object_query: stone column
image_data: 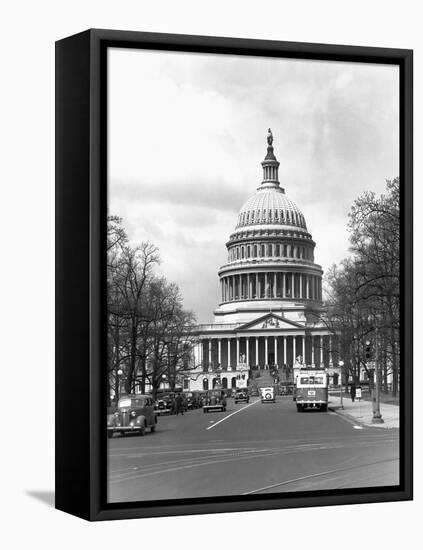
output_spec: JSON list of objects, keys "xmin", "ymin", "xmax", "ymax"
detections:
[
  {"xmin": 218, "ymin": 338, "xmax": 222, "ymax": 367},
  {"xmin": 255, "ymin": 272, "xmax": 259, "ymax": 299},
  {"xmin": 236, "ymin": 338, "xmax": 240, "ymax": 365},
  {"xmin": 283, "ymin": 273, "xmax": 286, "ymax": 298},
  {"xmin": 247, "ymin": 274, "xmax": 250, "ymax": 299},
  {"xmin": 239, "ymin": 274, "xmax": 242, "ymax": 299},
  {"xmin": 208, "ymin": 338, "xmax": 212, "ymax": 368},
  {"xmin": 246, "ymin": 337, "xmax": 250, "ymax": 365},
  {"xmin": 293, "ymin": 335, "xmax": 296, "ymax": 366},
  {"xmin": 292, "ymin": 273, "xmax": 295, "ymax": 298},
  {"xmin": 311, "ymin": 335, "xmax": 315, "ymax": 365},
  {"xmin": 283, "ymin": 336, "xmax": 287, "ymax": 367},
  {"xmin": 227, "ymin": 338, "xmax": 231, "ymax": 369},
  {"xmin": 274, "ymin": 336, "xmax": 278, "ymax": 366},
  {"xmin": 265, "ymin": 336, "xmax": 268, "ymax": 368},
  {"xmin": 265, "ymin": 273, "xmax": 268, "ymax": 298},
  {"xmin": 273, "ymin": 272, "xmax": 277, "ymax": 298},
  {"xmin": 255, "ymin": 337, "xmax": 259, "ymax": 367},
  {"xmin": 320, "ymin": 335, "xmax": 323, "ymax": 366},
  {"xmin": 306, "ymin": 276, "xmax": 310, "ymax": 299},
  {"xmin": 299, "ymin": 274, "xmax": 303, "ymax": 298}
]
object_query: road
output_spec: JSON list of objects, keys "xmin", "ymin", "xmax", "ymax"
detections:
[{"xmin": 107, "ymin": 396, "xmax": 399, "ymax": 503}]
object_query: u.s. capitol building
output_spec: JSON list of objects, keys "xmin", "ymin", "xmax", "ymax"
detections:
[{"xmin": 184, "ymin": 130, "xmax": 338, "ymax": 392}]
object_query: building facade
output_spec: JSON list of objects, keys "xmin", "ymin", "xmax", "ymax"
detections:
[{"xmin": 185, "ymin": 130, "xmax": 338, "ymax": 392}]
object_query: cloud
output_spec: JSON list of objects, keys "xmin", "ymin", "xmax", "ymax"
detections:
[{"xmin": 108, "ymin": 48, "xmax": 399, "ymax": 323}]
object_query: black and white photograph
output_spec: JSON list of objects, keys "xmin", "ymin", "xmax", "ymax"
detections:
[{"xmin": 106, "ymin": 47, "xmax": 402, "ymax": 504}]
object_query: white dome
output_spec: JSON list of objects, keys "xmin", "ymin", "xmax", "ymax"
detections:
[{"xmin": 236, "ymin": 186, "xmax": 307, "ymax": 230}]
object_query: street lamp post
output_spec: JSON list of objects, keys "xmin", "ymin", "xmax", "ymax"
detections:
[
  {"xmin": 339, "ymin": 360, "xmax": 344, "ymax": 409},
  {"xmin": 372, "ymin": 326, "xmax": 384, "ymax": 424}
]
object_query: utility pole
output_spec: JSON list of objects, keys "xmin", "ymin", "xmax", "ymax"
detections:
[
  {"xmin": 372, "ymin": 325, "xmax": 384, "ymax": 424},
  {"xmin": 339, "ymin": 360, "xmax": 344, "ymax": 409}
]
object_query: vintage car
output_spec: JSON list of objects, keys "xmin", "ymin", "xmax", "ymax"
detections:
[
  {"xmin": 183, "ymin": 391, "xmax": 201, "ymax": 409},
  {"xmin": 203, "ymin": 389, "xmax": 227, "ymax": 413},
  {"xmin": 108, "ymin": 395, "xmax": 157, "ymax": 437},
  {"xmin": 154, "ymin": 393, "xmax": 174, "ymax": 415},
  {"xmin": 260, "ymin": 386, "xmax": 276, "ymax": 403},
  {"xmin": 234, "ymin": 389, "xmax": 249, "ymax": 404}
]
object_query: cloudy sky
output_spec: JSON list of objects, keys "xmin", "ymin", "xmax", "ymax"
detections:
[{"xmin": 108, "ymin": 47, "xmax": 399, "ymax": 324}]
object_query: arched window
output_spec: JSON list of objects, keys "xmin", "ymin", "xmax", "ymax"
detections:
[
  {"xmin": 276, "ymin": 244, "xmax": 280, "ymax": 256},
  {"xmin": 261, "ymin": 244, "xmax": 265, "ymax": 257},
  {"xmin": 236, "ymin": 248, "xmax": 240, "ymax": 259},
  {"xmin": 254, "ymin": 245, "xmax": 257, "ymax": 258},
  {"xmin": 241, "ymin": 247, "xmax": 245, "ymax": 259}
]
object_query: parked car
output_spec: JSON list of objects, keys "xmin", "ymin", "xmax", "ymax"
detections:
[
  {"xmin": 234, "ymin": 389, "xmax": 249, "ymax": 404},
  {"xmin": 184, "ymin": 391, "xmax": 201, "ymax": 409},
  {"xmin": 154, "ymin": 393, "xmax": 174, "ymax": 415},
  {"xmin": 203, "ymin": 389, "xmax": 227, "ymax": 413},
  {"xmin": 108, "ymin": 395, "xmax": 157, "ymax": 437}
]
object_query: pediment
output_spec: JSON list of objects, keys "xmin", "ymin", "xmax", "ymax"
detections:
[{"xmin": 239, "ymin": 313, "xmax": 303, "ymax": 331}]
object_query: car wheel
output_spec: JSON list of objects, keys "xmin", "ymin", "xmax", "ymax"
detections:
[
  {"xmin": 150, "ymin": 424, "xmax": 156, "ymax": 432},
  {"xmin": 139, "ymin": 424, "xmax": 146, "ymax": 436}
]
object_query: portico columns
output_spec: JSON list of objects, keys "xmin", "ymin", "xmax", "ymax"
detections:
[
  {"xmin": 292, "ymin": 336, "xmax": 296, "ymax": 366},
  {"xmin": 208, "ymin": 338, "xmax": 212, "ymax": 367},
  {"xmin": 283, "ymin": 273, "xmax": 286, "ymax": 298},
  {"xmin": 274, "ymin": 336, "xmax": 278, "ymax": 366},
  {"xmin": 246, "ymin": 337, "xmax": 250, "ymax": 365},
  {"xmin": 302, "ymin": 335, "xmax": 306, "ymax": 363},
  {"xmin": 218, "ymin": 338, "xmax": 222, "ymax": 366},
  {"xmin": 283, "ymin": 336, "xmax": 287, "ymax": 366},
  {"xmin": 292, "ymin": 273, "xmax": 295, "ymax": 297},
  {"xmin": 265, "ymin": 336, "xmax": 268, "ymax": 368},
  {"xmin": 227, "ymin": 339, "xmax": 231, "ymax": 368},
  {"xmin": 255, "ymin": 337, "xmax": 259, "ymax": 367},
  {"xmin": 236, "ymin": 338, "xmax": 240, "ymax": 365},
  {"xmin": 311, "ymin": 335, "xmax": 315, "ymax": 365},
  {"xmin": 299, "ymin": 274, "xmax": 303, "ymax": 298},
  {"xmin": 273, "ymin": 272, "xmax": 277, "ymax": 298}
]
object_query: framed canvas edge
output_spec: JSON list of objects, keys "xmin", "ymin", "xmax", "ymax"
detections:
[{"xmin": 55, "ymin": 28, "xmax": 413, "ymax": 522}]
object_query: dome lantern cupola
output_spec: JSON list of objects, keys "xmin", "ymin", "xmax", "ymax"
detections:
[{"xmin": 261, "ymin": 128, "xmax": 283, "ymax": 192}]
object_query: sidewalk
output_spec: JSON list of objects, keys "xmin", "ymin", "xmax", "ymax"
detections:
[{"xmin": 328, "ymin": 393, "xmax": 399, "ymax": 429}]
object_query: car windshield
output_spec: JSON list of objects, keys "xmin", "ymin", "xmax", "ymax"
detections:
[
  {"xmin": 300, "ymin": 376, "xmax": 324, "ymax": 385},
  {"xmin": 118, "ymin": 397, "xmax": 145, "ymax": 408}
]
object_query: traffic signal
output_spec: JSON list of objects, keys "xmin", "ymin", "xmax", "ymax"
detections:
[{"xmin": 365, "ymin": 340, "xmax": 372, "ymax": 361}]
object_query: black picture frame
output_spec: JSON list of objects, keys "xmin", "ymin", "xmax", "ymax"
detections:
[{"xmin": 55, "ymin": 29, "xmax": 413, "ymax": 521}]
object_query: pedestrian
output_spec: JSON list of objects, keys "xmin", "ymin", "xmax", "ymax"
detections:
[
  {"xmin": 350, "ymin": 382, "xmax": 356, "ymax": 403},
  {"xmin": 175, "ymin": 393, "xmax": 184, "ymax": 415}
]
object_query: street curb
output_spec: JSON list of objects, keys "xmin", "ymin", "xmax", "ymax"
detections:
[{"xmin": 328, "ymin": 406, "xmax": 399, "ymax": 429}]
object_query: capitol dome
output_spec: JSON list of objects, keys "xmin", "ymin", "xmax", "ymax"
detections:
[
  {"xmin": 215, "ymin": 129, "xmax": 323, "ymax": 321},
  {"xmin": 235, "ymin": 187, "xmax": 307, "ymax": 231}
]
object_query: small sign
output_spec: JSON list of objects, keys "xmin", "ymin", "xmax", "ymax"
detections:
[{"xmin": 356, "ymin": 387, "xmax": 362, "ymax": 401}]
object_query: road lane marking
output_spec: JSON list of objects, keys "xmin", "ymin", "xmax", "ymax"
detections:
[
  {"xmin": 205, "ymin": 400, "xmax": 260, "ymax": 431},
  {"xmin": 242, "ymin": 456, "xmax": 400, "ymax": 495},
  {"xmin": 109, "ymin": 450, "xmax": 280, "ymax": 485}
]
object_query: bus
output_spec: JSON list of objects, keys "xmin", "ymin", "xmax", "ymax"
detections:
[{"xmin": 295, "ymin": 370, "xmax": 328, "ymax": 412}]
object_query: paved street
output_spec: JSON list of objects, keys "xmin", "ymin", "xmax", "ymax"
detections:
[{"xmin": 107, "ymin": 397, "xmax": 399, "ymax": 503}]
